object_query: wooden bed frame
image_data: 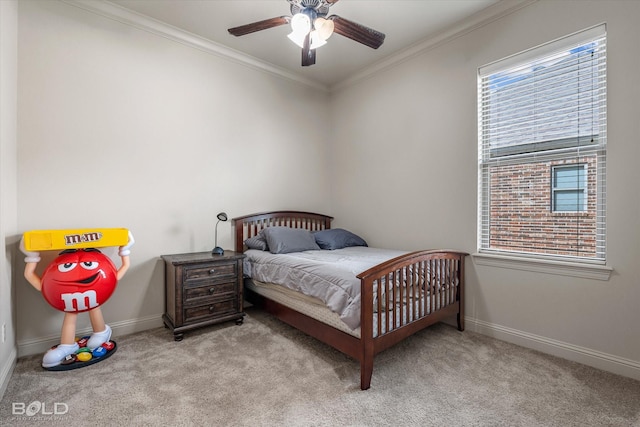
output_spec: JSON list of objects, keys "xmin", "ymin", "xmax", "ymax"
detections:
[{"xmin": 233, "ymin": 210, "xmax": 468, "ymax": 390}]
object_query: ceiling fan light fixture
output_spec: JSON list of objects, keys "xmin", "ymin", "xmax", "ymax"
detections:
[{"xmin": 228, "ymin": 0, "xmax": 386, "ymax": 66}]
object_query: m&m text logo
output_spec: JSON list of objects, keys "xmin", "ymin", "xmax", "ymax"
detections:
[{"xmin": 64, "ymin": 232, "xmax": 103, "ymax": 246}]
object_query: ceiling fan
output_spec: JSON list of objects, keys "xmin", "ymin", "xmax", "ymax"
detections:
[{"xmin": 227, "ymin": 0, "xmax": 386, "ymax": 67}]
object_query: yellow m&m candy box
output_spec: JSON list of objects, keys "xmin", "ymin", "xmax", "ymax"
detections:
[{"xmin": 22, "ymin": 228, "xmax": 129, "ymax": 251}]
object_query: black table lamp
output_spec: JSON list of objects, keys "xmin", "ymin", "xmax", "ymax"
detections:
[{"xmin": 212, "ymin": 212, "xmax": 228, "ymax": 255}]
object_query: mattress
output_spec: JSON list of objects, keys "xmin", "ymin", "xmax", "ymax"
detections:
[
  {"xmin": 246, "ymin": 279, "xmax": 362, "ymax": 338},
  {"xmin": 243, "ymin": 247, "xmax": 408, "ymax": 329}
]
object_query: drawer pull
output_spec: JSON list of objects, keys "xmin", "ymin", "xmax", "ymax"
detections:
[
  {"xmin": 209, "ymin": 269, "xmax": 215, "ymax": 274},
  {"xmin": 209, "ymin": 306, "xmax": 215, "ymax": 312},
  {"xmin": 209, "ymin": 288, "xmax": 215, "ymax": 294}
]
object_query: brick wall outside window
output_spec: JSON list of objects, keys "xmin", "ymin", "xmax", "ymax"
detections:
[{"xmin": 489, "ymin": 155, "xmax": 597, "ymax": 257}]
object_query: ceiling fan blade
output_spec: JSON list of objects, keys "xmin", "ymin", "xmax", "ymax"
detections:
[
  {"xmin": 328, "ymin": 15, "xmax": 385, "ymax": 49},
  {"xmin": 228, "ymin": 16, "xmax": 290, "ymax": 37},
  {"xmin": 302, "ymin": 33, "xmax": 316, "ymax": 66},
  {"xmin": 325, "ymin": 0, "xmax": 340, "ymax": 4}
]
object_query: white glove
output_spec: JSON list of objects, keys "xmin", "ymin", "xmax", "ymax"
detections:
[
  {"xmin": 19, "ymin": 236, "xmax": 41, "ymax": 263},
  {"xmin": 118, "ymin": 231, "xmax": 135, "ymax": 256}
]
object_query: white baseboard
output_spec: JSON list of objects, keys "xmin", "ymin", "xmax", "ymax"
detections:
[
  {"xmin": 17, "ymin": 314, "xmax": 164, "ymax": 358},
  {"xmin": 0, "ymin": 348, "xmax": 17, "ymax": 401},
  {"xmin": 466, "ymin": 316, "xmax": 640, "ymax": 381}
]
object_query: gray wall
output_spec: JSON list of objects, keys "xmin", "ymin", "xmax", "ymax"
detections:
[
  {"xmin": 13, "ymin": 1, "xmax": 331, "ymax": 356},
  {"xmin": 329, "ymin": 0, "xmax": 640, "ymax": 379},
  {"xmin": 0, "ymin": 0, "xmax": 19, "ymax": 399}
]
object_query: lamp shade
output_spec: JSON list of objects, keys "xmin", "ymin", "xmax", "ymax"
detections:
[
  {"xmin": 310, "ymin": 31, "xmax": 327, "ymax": 49},
  {"xmin": 287, "ymin": 31, "xmax": 307, "ymax": 49},
  {"xmin": 291, "ymin": 13, "xmax": 311, "ymax": 33},
  {"xmin": 314, "ymin": 18, "xmax": 334, "ymax": 41},
  {"xmin": 288, "ymin": 13, "xmax": 311, "ymax": 49}
]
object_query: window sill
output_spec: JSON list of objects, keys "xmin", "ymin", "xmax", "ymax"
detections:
[{"xmin": 472, "ymin": 252, "xmax": 612, "ymax": 281}]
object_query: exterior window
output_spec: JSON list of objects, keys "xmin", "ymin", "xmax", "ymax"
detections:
[
  {"xmin": 478, "ymin": 25, "xmax": 606, "ymax": 262},
  {"xmin": 552, "ymin": 165, "xmax": 586, "ymax": 212}
]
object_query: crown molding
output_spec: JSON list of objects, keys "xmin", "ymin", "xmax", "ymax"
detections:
[
  {"xmin": 60, "ymin": 0, "xmax": 329, "ymax": 92},
  {"xmin": 330, "ymin": 0, "xmax": 539, "ymax": 91},
  {"xmin": 61, "ymin": 0, "xmax": 537, "ymax": 94}
]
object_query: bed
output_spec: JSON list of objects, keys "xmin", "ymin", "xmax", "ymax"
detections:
[{"xmin": 232, "ymin": 210, "xmax": 468, "ymax": 390}]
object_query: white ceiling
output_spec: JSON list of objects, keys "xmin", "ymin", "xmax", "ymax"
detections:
[{"xmin": 108, "ymin": 0, "xmax": 503, "ymax": 88}]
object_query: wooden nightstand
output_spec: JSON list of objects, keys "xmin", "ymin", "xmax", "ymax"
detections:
[{"xmin": 161, "ymin": 251, "xmax": 245, "ymax": 341}]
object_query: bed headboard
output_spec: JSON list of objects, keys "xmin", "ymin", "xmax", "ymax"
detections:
[{"xmin": 232, "ymin": 211, "xmax": 333, "ymax": 253}]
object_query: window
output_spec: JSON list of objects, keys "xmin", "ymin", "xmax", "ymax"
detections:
[
  {"xmin": 552, "ymin": 164, "xmax": 586, "ymax": 212},
  {"xmin": 478, "ymin": 25, "xmax": 606, "ymax": 263}
]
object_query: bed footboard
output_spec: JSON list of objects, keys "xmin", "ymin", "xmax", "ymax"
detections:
[{"xmin": 357, "ymin": 250, "xmax": 468, "ymax": 389}]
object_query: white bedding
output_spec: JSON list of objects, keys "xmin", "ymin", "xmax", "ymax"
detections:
[{"xmin": 243, "ymin": 247, "xmax": 408, "ymax": 330}]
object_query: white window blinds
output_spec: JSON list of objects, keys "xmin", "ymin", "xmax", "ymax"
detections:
[{"xmin": 478, "ymin": 25, "xmax": 607, "ymax": 262}]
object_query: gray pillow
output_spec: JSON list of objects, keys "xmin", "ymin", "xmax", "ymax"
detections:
[
  {"xmin": 262, "ymin": 227, "xmax": 320, "ymax": 254},
  {"xmin": 244, "ymin": 234, "xmax": 268, "ymax": 251},
  {"xmin": 314, "ymin": 228, "xmax": 368, "ymax": 250}
]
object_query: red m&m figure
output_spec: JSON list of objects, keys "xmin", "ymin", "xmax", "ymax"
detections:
[{"xmin": 41, "ymin": 249, "xmax": 118, "ymax": 313}]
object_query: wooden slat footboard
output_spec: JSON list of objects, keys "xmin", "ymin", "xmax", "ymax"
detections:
[
  {"xmin": 357, "ymin": 250, "xmax": 467, "ymax": 389},
  {"xmin": 233, "ymin": 211, "xmax": 468, "ymax": 390}
]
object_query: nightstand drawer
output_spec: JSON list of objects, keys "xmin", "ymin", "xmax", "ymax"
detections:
[
  {"xmin": 184, "ymin": 282, "xmax": 236, "ymax": 303},
  {"xmin": 184, "ymin": 263, "xmax": 236, "ymax": 282},
  {"xmin": 184, "ymin": 299, "xmax": 237, "ymax": 323}
]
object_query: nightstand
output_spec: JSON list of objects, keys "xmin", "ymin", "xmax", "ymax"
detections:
[{"xmin": 161, "ymin": 251, "xmax": 245, "ymax": 341}]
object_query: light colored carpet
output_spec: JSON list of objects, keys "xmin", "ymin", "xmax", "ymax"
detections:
[{"xmin": 1, "ymin": 307, "xmax": 639, "ymax": 426}]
